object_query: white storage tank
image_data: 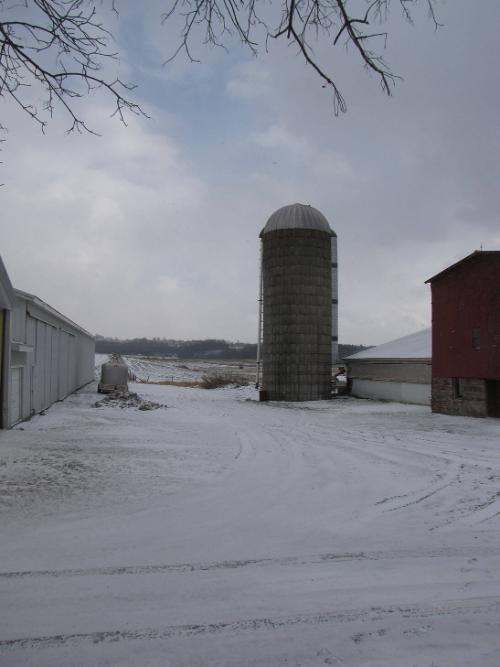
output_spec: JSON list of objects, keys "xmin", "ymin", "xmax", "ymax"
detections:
[{"xmin": 98, "ymin": 354, "xmax": 128, "ymax": 393}]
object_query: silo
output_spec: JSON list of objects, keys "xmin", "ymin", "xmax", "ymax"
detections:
[{"xmin": 258, "ymin": 203, "xmax": 337, "ymax": 401}]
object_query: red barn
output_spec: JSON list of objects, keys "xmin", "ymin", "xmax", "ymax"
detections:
[{"xmin": 426, "ymin": 251, "xmax": 500, "ymax": 417}]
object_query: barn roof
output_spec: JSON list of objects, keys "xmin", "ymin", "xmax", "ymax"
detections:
[
  {"xmin": 260, "ymin": 203, "xmax": 335, "ymax": 236},
  {"xmin": 345, "ymin": 328, "xmax": 431, "ymax": 361},
  {"xmin": 425, "ymin": 250, "xmax": 500, "ymax": 284}
]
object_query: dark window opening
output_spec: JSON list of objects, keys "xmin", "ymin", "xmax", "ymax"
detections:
[
  {"xmin": 453, "ymin": 377, "xmax": 463, "ymax": 399},
  {"xmin": 472, "ymin": 327, "xmax": 481, "ymax": 350}
]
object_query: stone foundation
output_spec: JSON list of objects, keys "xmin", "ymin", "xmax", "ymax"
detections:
[{"xmin": 431, "ymin": 377, "xmax": 487, "ymax": 417}]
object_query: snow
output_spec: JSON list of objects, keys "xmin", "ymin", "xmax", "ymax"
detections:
[
  {"xmin": 346, "ymin": 328, "xmax": 431, "ymax": 360},
  {"xmin": 94, "ymin": 353, "xmax": 256, "ymax": 384},
  {"xmin": 1, "ymin": 371, "xmax": 500, "ymax": 666}
]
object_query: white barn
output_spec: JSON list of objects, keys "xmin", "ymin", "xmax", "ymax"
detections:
[
  {"xmin": 1, "ymin": 257, "xmax": 95, "ymax": 428},
  {"xmin": 345, "ymin": 328, "xmax": 431, "ymax": 406}
]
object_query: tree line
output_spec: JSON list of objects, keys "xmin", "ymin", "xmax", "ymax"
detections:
[{"xmin": 95, "ymin": 336, "xmax": 370, "ymax": 360}]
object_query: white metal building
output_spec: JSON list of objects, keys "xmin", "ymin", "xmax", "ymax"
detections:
[
  {"xmin": 0, "ymin": 257, "xmax": 95, "ymax": 428},
  {"xmin": 0, "ymin": 257, "xmax": 15, "ymax": 428},
  {"xmin": 345, "ymin": 328, "xmax": 432, "ymax": 406}
]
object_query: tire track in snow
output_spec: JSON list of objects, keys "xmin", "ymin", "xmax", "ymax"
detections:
[
  {"xmin": 1, "ymin": 597, "xmax": 499, "ymax": 651},
  {"xmin": 2, "ymin": 545, "xmax": 499, "ymax": 579},
  {"xmin": 0, "ymin": 552, "xmax": 366, "ymax": 579},
  {"xmin": 385, "ymin": 480, "xmax": 455, "ymax": 511},
  {"xmin": 279, "ymin": 419, "xmax": 462, "ymax": 518},
  {"xmin": 291, "ymin": 418, "xmax": 500, "ymax": 526}
]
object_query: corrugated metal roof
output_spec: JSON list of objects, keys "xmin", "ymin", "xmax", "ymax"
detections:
[
  {"xmin": 261, "ymin": 203, "xmax": 335, "ymax": 236},
  {"xmin": 345, "ymin": 328, "xmax": 431, "ymax": 361}
]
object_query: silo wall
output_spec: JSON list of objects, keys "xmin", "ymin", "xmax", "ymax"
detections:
[{"xmin": 261, "ymin": 228, "xmax": 332, "ymax": 401}]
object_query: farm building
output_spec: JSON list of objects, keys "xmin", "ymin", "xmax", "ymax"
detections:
[
  {"xmin": 0, "ymin": 257, "xmax": 16, "ymax": 428},
  {"xmin": 0, "ymin": 257, "xmax": 95, "ymax": 428},
  {"xmin": 345, "ymin": 328, "xmax": 431, "ymax": 405},
  {"xmin": 257, "ymin": 203, "xmax": 337, "ymax": 402},
  {"xmin": 426, "ymin": 250, "xmax": 500, "ymax": 417}
]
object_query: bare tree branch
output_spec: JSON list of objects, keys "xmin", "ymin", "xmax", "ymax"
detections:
[
  {"xmin": 0, "ymin": 0, "xmax": 441, "ymax": 134},
  {"xmin": 160, "ymin": 0, "xmax": 439, "ymax": 113},
  {"xmin": 0, "ymin": 0, "xmax": 147, "ymax": 134}
]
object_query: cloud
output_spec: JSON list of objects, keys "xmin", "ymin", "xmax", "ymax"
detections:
[
  {"xmin": 1, "ymin": 101, "xmax": 213, "ymax": 337},
  {"xmin": 226, "ymin": 61, "xmax": 273, "ymax": 99}
]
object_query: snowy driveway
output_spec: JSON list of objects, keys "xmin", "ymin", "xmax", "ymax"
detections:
[{"xmin": 1, "ymin": 383, "xmax": 500, "ymax": 666}]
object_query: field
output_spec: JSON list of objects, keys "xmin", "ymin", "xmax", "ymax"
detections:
[
  {"xmin": 0, "ymin": 359, "xmax": 499, "ymax": 666},
  {"xmin": 95, "ymin": 353, "xmax": 257, "ymax": 385}
]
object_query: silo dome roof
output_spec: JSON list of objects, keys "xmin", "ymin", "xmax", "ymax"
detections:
[{"xmin": 261, "ymin": 203, "xmax": 335, "ymax": 236}]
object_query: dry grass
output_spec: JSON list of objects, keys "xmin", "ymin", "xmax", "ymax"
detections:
[
  {"xmin": 132, "ymin": 371, "xmax": 251, "ymax": 389},
  {"xmin": 199, "ymin": 371, "xmax": 249, "ymax": 389},
  {"xmin": 156, "ymin": 379, "xmax": 202, "ymax": 388}
]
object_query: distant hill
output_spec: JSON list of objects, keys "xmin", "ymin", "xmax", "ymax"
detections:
[
  {"xmin": 95, "ymin": 336, "xmax": 371, "ymax": 360},
  {"xmin": 95, "ymin": 336, "xmax": 256, "ymax": 359}
]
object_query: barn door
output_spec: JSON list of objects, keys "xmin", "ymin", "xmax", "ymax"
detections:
[{"xmin": 33, "ymin": 318, "xmax": 58, "ymax": 412}]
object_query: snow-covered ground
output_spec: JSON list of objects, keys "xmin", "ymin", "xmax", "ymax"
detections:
[
  {"xmin": 95, "ymin": 353, "xmax": 256, "ymax": 384},
  {"xmin": 1, "ymin": 378, "xmax": 500, "ymax": 666}
]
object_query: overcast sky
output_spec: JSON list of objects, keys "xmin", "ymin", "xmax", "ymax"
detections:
[{"xmin": 2, "ymin": 0, "xmax": 499, "ymax": 345}]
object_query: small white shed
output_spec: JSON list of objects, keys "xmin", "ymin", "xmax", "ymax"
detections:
[{"xmin": 345, "ymin": 328, "xmax": 432, "ymax": 406}]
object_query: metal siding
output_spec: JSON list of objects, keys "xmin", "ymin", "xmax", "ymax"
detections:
[
  {"xmin": 43, "ymin": 323, "xmax": 51, "ymax": 409},
  {"xmin": 26, "ymin": 316, "xmax": 36, "ymax": 416},
  {"xmin": 1, "ymin": 310, "xmax": 11, "ymax": 428},
  {"xmin": 33, "ymin": 320, "xmax": 44, "ymax": 413},
  {"xmin": 5, "ymin": 291, "xmax": 95, "ymax": 427},
  {"xmin": 59, "ymin": 332, "xmax": 69, "ymax": 399},
  {"xmin": 10, "ymin": 367, "xmax": 22, "ymax": 424},
  {"xmin": 11, "ymin": 300, "xmax": 26, "ymax": 343},
  {"xmin": 57, "ymin": 330, "xmax": 83, "ymax": 400},
  {"xmin": 69, "ymin": 334, "xmax": 77, "ymax": 393},
  {"xmin": 50, "ymin": 328, "xmax": 59, "ymax": 405},
  {"xmin": 352, "ymin": 378, "xmax": 430, "ymax": 405},
  {"xmin": 31, "ymin": 322, "xmax": 40, "ymax": 414},
  {"xmin": 26, "ymin": 316, "xmax": 36, "ymax": 347},
  {"xmin": 77, "ymin": 335, "xmax": 95, "ymax": 387},
  {"xmin": 33, "ymin": 319, "xmax": 58, "ymax": 412},
  {"xmin": 430, "ymin": 255, "xmax": 500, "ymax": 378},
  {"xmin": 348, "ymin": 359, "xmax": 431, "ymax": 384},
  {"xmin": 39, "ymin": 321, "xmax": 47, "ymax": 411}
]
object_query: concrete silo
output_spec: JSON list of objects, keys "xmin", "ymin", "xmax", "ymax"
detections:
[{"xmin": 257, "ymin": 203, "xmax": 338, "ymax": 401}]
